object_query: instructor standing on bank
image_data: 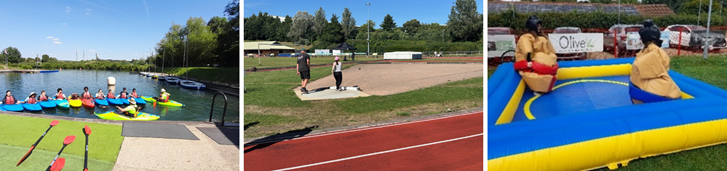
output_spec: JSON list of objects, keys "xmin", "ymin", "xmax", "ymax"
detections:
[{"xmin": 297, "ymin": 50, "xmax": 311, "ymax": 94}]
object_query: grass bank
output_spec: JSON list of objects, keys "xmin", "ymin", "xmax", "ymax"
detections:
[
  {"xmin": 243, "ymin": 57, "xmax": 382, "ymax": 69},
  {"xmin": 158, "ymin": 67, "xmax": 239, "ymax": 84},
  {"xmin": 488, "ymin": 56, "xmax": 727, "ymax": 171},
  {"xmin": 0, "ymin": 114, "xmax": 124, "ymax": 164},
  {"xmin": 243, "ymin": 64, "xmax": 482, "ymax": 138}
]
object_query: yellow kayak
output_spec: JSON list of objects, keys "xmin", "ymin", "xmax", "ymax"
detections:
[
  {"xmin": 94, "ymin": 111, "xmax": 160, "ymax": 121},
  {"xmin": 68, "ymin": 99, "xmax": 82, "ymax": 107},
  {"xmin": 140, "ymin": 96, "xmax": 184, "ymax": 107}
]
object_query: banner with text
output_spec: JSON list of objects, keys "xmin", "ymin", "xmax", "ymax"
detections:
[
  {"xmin": 548, "ymin": 33, "xmax": 604, "ymax": 53},
  {"xmin": 487, "ymin": 35, "xmax": 516, "ymax": 58}
]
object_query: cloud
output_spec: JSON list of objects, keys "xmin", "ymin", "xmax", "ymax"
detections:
[
  {"xmin": 88, "ymin": 49, "xmax": 96, "ymax": 52},
  {"xmin": 86, "ymin": 8, "xmax": 91, "ymax": 11},
  {"xmin": 53, "ymin": 41, "xmax": 63, "ymax": 44},
  {"xmin": 53, "ymin": 38, "xmax": 59, "ymax": 41},
  {"xmin": 86, "ymin": 12, "xmax": 90, "ymax": 15},
  {"xmin": 47, "ymin": 36, "xmax": 53, "ymax": 39},
  {"xmin": 142, "ymin": 0, "xmax": 149, "ymax": 26},
  {"xmin": 66, "ymin": 6, "xmax": 72, "ymax": 12},
  {"xmin": 62, "ymin": 23, "xmax": 67, "ymax": 25}
]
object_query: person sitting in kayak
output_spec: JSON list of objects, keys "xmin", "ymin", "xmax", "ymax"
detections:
[
  {"xmin": 118, "ymin": 87, "xmax": 129, "ymax": 99},
  {"xmin": 82, "ymin": 87, "xmax": 92, "ymax": 99},
  {"xmin": 130, "ymin": 88, "xmax": 139, "ymax": 98},
  {"xmin": 157, "ymin": 89, "xmax": 170, "ymax": 102},
  {"xmin": 37, "ymin": 91, "xmax": 51, "ymax": 101},
  {"xmin": 3, "ymin": 90, "xmax": 18, "ymax": 104},
  {"xmin": 54, "ymin": 88, "xmax": 66, "ymax": 100},
  {"xmin": 20, "ymin": 92, "xmax": 38, "ymax": 104},
  {"xmin": 116, "ymin": 98, "xmax": 142, "ymax": 117},
  {"xmin": 95, "ymin": 89, "xmax": 105, "ymax": 99},
  {"xmin": 69, "ymin": 93, "xmax": 81, "ymax": 100},
  {"xmin": 107, "ymin": 89, "xmax": 116, "ymax": 99}
]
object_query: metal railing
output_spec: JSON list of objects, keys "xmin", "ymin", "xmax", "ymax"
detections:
[{"xmin": 209, "ymin": 91, "xmax": 229, "ymax": 127}]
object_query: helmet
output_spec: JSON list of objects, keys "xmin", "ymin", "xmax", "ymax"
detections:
[
  {"xmin": 526, "ymin": 15, "xmax": 542, "ymax": 32},
  {"xmin": 639, "ymin": 19, "xmax": 662, "ymax": 46}
]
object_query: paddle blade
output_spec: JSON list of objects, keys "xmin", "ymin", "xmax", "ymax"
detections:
[
  {"xmin": 84, "ymin": 125, "xmax": 91, "ymax": 135},
  {"xmin": 50, "ymin": 120, "xmax": 59, "ymax": 126},
  {"xmin": 49, "ymin": 158, "xmax": 65, "ymax": 171},
  {"xmin": 16, "ymin": 146, "xmax": 35, "ymax": 166},
  {"xmin": 63, "ymin": 136, "xmax": 76, "ymax": 145}
]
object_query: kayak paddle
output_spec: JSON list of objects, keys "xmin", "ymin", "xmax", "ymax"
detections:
[
  {"xmin": 46, "ymin": 135, "xmax": 75, "ymax": 171},
  {"xmin": 83, "ymin": 125, "xmax": 91, "ymax": 171},
  {"xmin": 48, "ymin": 158, "xmax": 65, "ymax": 171},
  {"xmin": 17, "ymin": 120, "xmax": 59, "ymax": 166}
]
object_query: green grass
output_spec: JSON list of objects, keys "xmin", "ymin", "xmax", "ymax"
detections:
[
  {"xmin": 0, "ymin": 144, "xmax": 115, "ymax": 171},
  {"xmin": 244, "ymin": 113, "xmax": 300, "ymax": 126},
  {"xmin": 396, "ymin": 112, "xmax": 411, "ymax": 116},
  {"xmin": 243, "ymin": 57, "xmax": 382, "ymax": 69},
  {"xmin": 160, "ymin": 67, "xmax": 238, "ymax": 84},
  {"xmin": 244, "ymin": 65, "xmax": 353, "ymax": 108},
  {"xmin": 0, "ymin": 114, "xmax": 124, "ymax": 163}
]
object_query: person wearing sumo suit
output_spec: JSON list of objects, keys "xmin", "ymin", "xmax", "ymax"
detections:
[
  {"xmin": 514, "ymin": 15, "xmax": 559, "ymax": 96},
  {"xmin": 629, "ymin": 19, "xmax": 682, "ymax": 104}
]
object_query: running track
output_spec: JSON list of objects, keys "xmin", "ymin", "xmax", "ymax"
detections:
[{"xmin": 244, "ymin": 111, "xmax": 483, "ymax": 171}]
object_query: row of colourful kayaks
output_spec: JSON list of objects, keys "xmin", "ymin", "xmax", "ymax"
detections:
[
  {"xmin": 1, "ymin": 96, "xmax": 185, "ymax": 121},
  {"xmin": 139, "ymin": 72, "xmax": 206, "ymax": 90}
]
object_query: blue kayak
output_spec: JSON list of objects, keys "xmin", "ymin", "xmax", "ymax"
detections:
[
  {"xmin": 119, "ymin": 98, "xmax": 130, "ymax": 105},
  {"xmin": 40, "ymin": 101, "xmax": 56, "ymax": 108},
  {"xmin": 54, "ymin": 100, "xmax": 70, "ymax": 108},
  {"xmin": 22, "ymin": 103, "xmax": 42, "ymax": 112},
  {"xmin": 95, "ymin": 99, "xmax": 109, "ymax": 106},
  {"xmin": 107, "ymin": 98, "xmax": 122, "ymax": 105},
  {"xmin": 2, "ymin": 104, "xmax": 23, "ymax": 112},
  {"xmin": 134, "ymin": 98, "xmax": 147, "ymax": 105}
]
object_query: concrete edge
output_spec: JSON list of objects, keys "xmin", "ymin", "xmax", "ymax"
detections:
[
  {"xmin": 293, "ymin": 86, "xmax": 371, "ymax": 101},
  {"xmin": 243, "ymin": 107, "xmax": 483, "ymax": 144}
]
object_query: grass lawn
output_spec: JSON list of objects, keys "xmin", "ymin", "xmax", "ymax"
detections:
[
  {"xmin": 488, "ymin": 55, "xmax": 727, "ymax": 170},
  {"xmin": 160, "ymin": 67, "xmax": 239, "ymax": 84},
  {"xmin": 244, "ymin": 64, "xmax": 483, "ymax": 138},
  {"xmin": 243, "ymin": 56, "xmax": 383, "ymax": 69},
  {"xmin": 0, "ymin": 114, "xmax": 123, "ymax": 170}
]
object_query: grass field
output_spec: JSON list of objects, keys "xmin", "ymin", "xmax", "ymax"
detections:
[
  {"xmin": 243, "ymin": 57, "xmax": 383, "ymax": 69},
  {"xmin": 160, "ymin": 67, "xmax": 239, "ymax": 84},
  {"xmin": 243, "ymin": 64, "xmax": 483, "ymax": 138},
  {"xmin": 0, "ymin": 114, "xmax": 123, "ymax": 170},
  {"xmin": 488, "ymin": 56, "xmax": 727, "ymax": 170}
]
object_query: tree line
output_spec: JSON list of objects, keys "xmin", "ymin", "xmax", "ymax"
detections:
[{"xmin": 244, "ymin": 0, "xmax": 482, "ymax": 50}]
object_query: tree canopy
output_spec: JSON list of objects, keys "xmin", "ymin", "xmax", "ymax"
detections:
[
  {"xmin": 380, "ymin": 14, "xmax": 397, "ymax": 32},
  {"xmin": 447, "ymin": 0, "xmax": 483, "ymax": 42}
]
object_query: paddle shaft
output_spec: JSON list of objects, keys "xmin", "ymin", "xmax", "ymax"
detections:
[
  {"xmin": 46, "ymin": 144, "xmax": 68, "ymax": 170},
  {"xmin": 84, "ymin": 134, "xmax": 88, "ymax": 170},
  {"xmin": 17, "ymin": 124, "xmax": 55, "ymax": 166}
]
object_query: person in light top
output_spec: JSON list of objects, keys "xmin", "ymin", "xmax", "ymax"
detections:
[
  {"xmin": 54, "ymin": 88, "xmax": 66, "ymax": 100},
  {"xmin": 331, "ymin": 57, "xmax": 344, "ymax": 91},
  {"xmin": 21, "ymin": 92, "xmax": 38, "ymax": 104},
  {"xmin": 95, "ymin": 89, "xmax": 105, "ymax": 99}
]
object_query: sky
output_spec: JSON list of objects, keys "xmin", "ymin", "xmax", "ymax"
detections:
[
  {"xmin": 243, "ymin": 0, "xmax": 484, "ymax": 28},
  {"xmin": 0, "ymin": 0, "xmax": 234, "ymax": 61}
]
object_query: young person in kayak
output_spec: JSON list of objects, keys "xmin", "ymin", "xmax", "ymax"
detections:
[
  {"xmin": 20, "ymin": 92, "xmax": 38, "ymax": 104},
  {"xmin": 513, "ymin": 15, "xmax": 559, "ymax": 96},
  {"xmin": 118, "ymin": 87, "xmax": 129, "ymax": 99},
  {"xmin": 95, "ymin": 89, "xmax": 105, "ymax": 99},
  {"xmin": 107, "ymin": 89, "xmax": 116, "ymax": 99},
  {"xmin": 116, "ymin": 98, "xmax": 142, "ymax": 117},
  {"xmin": 156, "ymin": 88, "xmax": 170, "ymax": 102},
  {"xmin": 629, "ymin": 20, "xmax": 682, "ymax": 104},
  {"xmin": 54, "ymin": 88, "xmax": 66, "ymax": 100},
  {"xmin": 69, "ymin": 93, "xmax": 80, "ymax": 100},
  {"xmin": 82, "ymin": 87, "xmax": 92, "ymax": 99},
  {"xmin": 37, "ymin": 91, "xmax": 52, "ymax": 101},
  {"xmin": 130, "ymin": 88, "xmax": 139, "ymax": 98},
  {"xmin": 3, "ymin": 90, "xmax": 18, "ymax": 104}
]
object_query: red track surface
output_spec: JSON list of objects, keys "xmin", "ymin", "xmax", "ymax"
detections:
[
  {"xmin": 244, "ymin": 111, "xmax": 483, "ymax": 171},
  {"xmin": 423, "ymin": 57, "xmax": 483, "ymax": 59}
]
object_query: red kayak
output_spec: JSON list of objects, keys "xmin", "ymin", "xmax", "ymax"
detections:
[{"xmin": 81, "ymin": 98, "xmax": 94, "ymax": 108}]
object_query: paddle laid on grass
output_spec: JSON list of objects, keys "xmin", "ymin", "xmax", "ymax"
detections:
[
  {"xmin": 49, "ymin": 158, "xmax": 65, "ymax": 171},
  {"xmin": 83, "ymin": 125, "xmax": 91, "ymax": 171},
  {"xmin": 46, "ymin": 135, "xmax": 75, "ymax": 171},
  {"xmin": 17, "ymin": 120, "xmax": 60, "ymax": 166}
]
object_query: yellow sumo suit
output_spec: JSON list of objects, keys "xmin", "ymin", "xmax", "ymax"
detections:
[
  {"xmin": 514, "ymin": 15, "xmax": 559, "ymax": 94},
  {"xmin": 629, "ymin": 20, "xmax": 682, "ymax": 104}
]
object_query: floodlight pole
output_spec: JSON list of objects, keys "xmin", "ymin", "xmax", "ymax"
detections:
[
  {"xmin": 699, "ymin": 0, "xmax": 703, "ymax": 26},
  {"xmin": 704, "ymin": 0, "xmax": 714, "ymax": 60},
  {"xmin": 366, "ymin": 3, "xmax": 371, "ymax": 58}
]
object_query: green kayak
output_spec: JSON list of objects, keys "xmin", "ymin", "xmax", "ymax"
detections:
[
  {"xmin": 94, "ymin": 111, "xmax": 160, "ymax": 121},
  {"xmin": 140, "ymin": 96, "xmax": 184, "ymax": 107}
]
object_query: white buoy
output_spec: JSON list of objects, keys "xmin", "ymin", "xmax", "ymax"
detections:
[{"xmin": 108, "ymin": 77, "xmax": 116, "ymax": 86}]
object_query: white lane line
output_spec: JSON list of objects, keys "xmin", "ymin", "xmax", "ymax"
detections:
[
  {"xmin": 245, "ymin": 111, "xmax": 482, "ymax": 146},
  {"xmin": 272, "ymin": 133, "xmax": 484, "ymax": 171}
]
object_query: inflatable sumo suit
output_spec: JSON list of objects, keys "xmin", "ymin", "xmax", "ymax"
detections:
[
  {"xmin": 514, "ymin": 15, "xmax": 559, "ymax": 93},
  {"xmin": 629, "ymin": 20, "xmax": 682, "ymax": 104}
]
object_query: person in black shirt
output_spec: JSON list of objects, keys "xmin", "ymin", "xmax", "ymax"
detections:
[{"xmin": 297, "ymin": 50, "xmax": 311, "ymax": 94}]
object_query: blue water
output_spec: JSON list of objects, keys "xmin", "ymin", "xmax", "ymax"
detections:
[{"xmin": 0, "ymin": 70, "xmax": 238, "ymax": 122}]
